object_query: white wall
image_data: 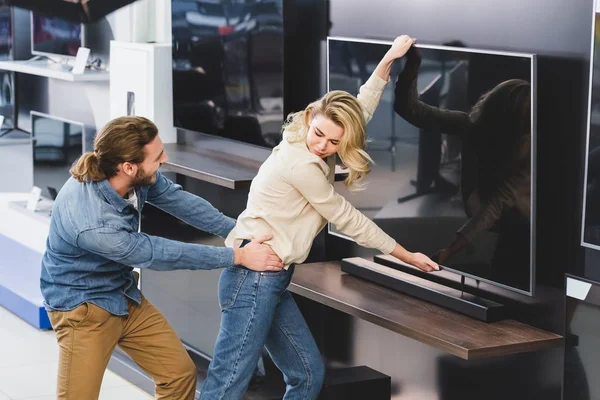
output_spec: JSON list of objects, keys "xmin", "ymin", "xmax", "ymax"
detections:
[
  {"xmin": 19, "ymin": 1, "xmax": 173, "ymax": 135},
  {"xmin": 155, "ymin": 0, "xmax": 172, "ymax": 43},
  {"xmin": 107, "ymin": 0, "xmax": 171, "ymax": 44}
]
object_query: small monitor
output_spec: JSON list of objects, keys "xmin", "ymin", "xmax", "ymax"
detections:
[
  {"xmin": 30, "ymin": 12, "xmax": 83, "ymax": 59},
  {"xmin": 31, "ymin": 111, "xmax": 84, "ymax": 199}
]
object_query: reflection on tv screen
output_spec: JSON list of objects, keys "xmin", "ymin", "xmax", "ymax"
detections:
[
  {"xmin": 582, "ymin": 14, "xmax": 600, "ymax": 250},
  {"xmin": 328, "ymin": 38, "xmax": 535, "ymax": 294},
  {"xmin": 171, "ymin": 0, "xmax": 284, "ymax": 148},
  {"xmin": 32, "ymin": 13, "xmax": 82, "ymax": 57}
]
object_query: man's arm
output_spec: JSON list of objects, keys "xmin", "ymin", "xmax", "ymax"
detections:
[
  {"xmin": 145, "ymin": 171, "xmax": 236, "ymax": 238},
  {"xmin": 77, "ymin": 227, "xmax": 234, "ymax": 271}
]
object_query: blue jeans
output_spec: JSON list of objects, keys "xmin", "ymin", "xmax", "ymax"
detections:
[{"xmin": 199, "ymin": 265, "xmax": 325, "ymax": 400}]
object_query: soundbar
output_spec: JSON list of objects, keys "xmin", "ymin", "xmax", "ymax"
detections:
[
  {"xmin": 374, "ymin": 254, "xmax": 490, "ymax": 288},
  {"xmin": 341, "ymin": 257, "xmax": 505, "ymax": 322},
  {"xmin": 374, "ymin": 254, "xmax": 463, "ymax": 289}
]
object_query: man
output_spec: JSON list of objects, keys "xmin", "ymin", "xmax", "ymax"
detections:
[{"xmin": 40, "ymin": 116, "xmax": 283, "ymax": 400}]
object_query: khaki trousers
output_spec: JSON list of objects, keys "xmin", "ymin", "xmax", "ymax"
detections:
[{"xmin": 48, "ymin": 296, "xmax": 197, "ymax": 400}]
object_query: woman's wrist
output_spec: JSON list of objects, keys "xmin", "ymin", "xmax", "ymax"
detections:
[
  {"xmin": 375, "ymin": 58, "xmax": 393, "ymax": 81},
  {"xmin": 391, "ymin": 243, "xmax": 413, "ymax": 264},
  {"xmin": 403, "ymin": 251, "xmax": 416, "ymax": 265}
]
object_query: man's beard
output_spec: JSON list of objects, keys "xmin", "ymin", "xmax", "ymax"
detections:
[{"xmin": 132, "ymin": 166, "xmax": 156, "ymax": 186}]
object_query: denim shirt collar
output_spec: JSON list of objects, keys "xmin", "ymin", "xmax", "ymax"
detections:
[{"xmin": 96, "ymin": 179, "xmax": 131, "ymax": 213}]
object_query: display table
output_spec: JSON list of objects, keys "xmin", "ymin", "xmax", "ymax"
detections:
[
  {"xmin": 290, "ymin": 262, "xmax": 563, "ymax": 360},
  {"xmin": 0, "ymin": 60, "xmax": 109, "ymax": 82},
  {"xmin": 0, "ymin": 193, "xmax": 50, "ymax": 329}
]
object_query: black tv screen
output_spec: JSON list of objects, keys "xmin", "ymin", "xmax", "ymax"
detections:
[
  {"xmin": 31, "ymin": 111, "xmax": 84, "ymax": 199},
  {"xmin": 328, "ymin": 37, "xmax": 536, "ymax": 295},
  {"xmin": 0, "ymin": 6, "xmax": 11, "ymax": 58},
  {"xmin": 171, "ymin": 0, "xmax": 283, "ymax": 148},
  {"xmin": 31, "ymin": 12, "xmax": 82, "ymax": 58},
  {"xmin": 582, "ymin": 12, "xmax": 600, "ymax": 251},
  {"xmin": 0, "ymin": 6, "xmax": 14, "ymax": 132}
]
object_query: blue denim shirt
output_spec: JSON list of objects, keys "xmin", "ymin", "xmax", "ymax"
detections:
[{"xmin": 40, "ymin": 171, "xmax": 236, "ymax": 316}]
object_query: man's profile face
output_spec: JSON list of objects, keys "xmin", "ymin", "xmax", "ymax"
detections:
[{"xmin": 133, "ymin": 136, "xmax": 168, "ymax": 186}]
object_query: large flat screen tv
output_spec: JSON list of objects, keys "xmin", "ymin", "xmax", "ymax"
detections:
[
  {"xmin": 30, "ymin": 12, "xmax": 83, "ymax": 59},
  {"xmin": 31, "ymin": 111, "xmax": 84, "ymax": 200},
  {"xmin": 582, "ymin": 9, "xmax": 600, "ymax": 251},
  {"xmin": 327, "ymin": 37, "xmax": 537, "ymax": 296},
  {"xmin": 171, "ymin": 0, "xmax": 283, "ymax": 147}
]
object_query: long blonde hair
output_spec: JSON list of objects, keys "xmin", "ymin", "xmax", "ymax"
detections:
[
  {"xmin": 70, "ymin": 116, "xmax": 159, "ymax": 182},
  {"xmin": 283, "ymin": 90, "xmax": 373, "ymax": 191}
]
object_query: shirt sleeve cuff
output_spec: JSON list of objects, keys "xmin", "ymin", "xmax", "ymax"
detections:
[
  {"xmin": 379, "ymin": 236, "xmax": 397, "ymax": 255},
  {"xmin": 220, "ymin": 247, "xmax": 235, "ymax": 268}
]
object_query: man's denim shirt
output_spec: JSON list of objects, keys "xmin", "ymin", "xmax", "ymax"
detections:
[{"xmin": 41, "ymin": 171, "xmax": 236, "ymax": 316}]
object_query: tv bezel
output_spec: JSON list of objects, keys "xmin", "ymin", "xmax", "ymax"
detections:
[
  {"xmin": 326, "ymin": 36, "xmax": 537, "ymax": 297},
  {"xmin": 581, "ymin": 1, "xmax": 600, "ymax": 252},
  {"xmin": 30, "ymin": 12, "xmax": 84, "ymax": 60},
  {"xmin": 30, "ymin": 111, "xmax": 86, "ymax": 142},
  {"xmin": 30, "ymin": 110, "xmax": 85, "ymax": 198}
]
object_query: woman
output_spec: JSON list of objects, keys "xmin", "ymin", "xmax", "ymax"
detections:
[
  {"xmin": 394, "ymin": 46, "xmax": 532, "ymax": 265},
  {"xmin": 200, "ymin": 35, "xmax": 437, "ymax": 400}
]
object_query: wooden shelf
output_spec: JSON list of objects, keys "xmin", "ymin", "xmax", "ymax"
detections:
[
  {"xmin": 161, "ymin": 136, "xmax": 349, "ymax": 189},
  {"xmin": 0, "ymin": 60, "xmax": 109, "ymax": 82},
  {"xmin": 161, "ymin": 141, "xmax": 267, "ymax": 189},
  {"xmin": 289, "ymin": 262, "xmax": 562, "ymax": 360}
]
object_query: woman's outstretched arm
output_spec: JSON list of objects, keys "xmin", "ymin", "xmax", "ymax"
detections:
[
  {"xmin": 290, "ymin": 158, "xmax": 439, "ymax": 272},
  {"xmin": 357, "ymin": 35, "xmax": 415, "ymax": 123}
]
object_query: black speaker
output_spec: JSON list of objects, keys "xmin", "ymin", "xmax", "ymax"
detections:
[{"xmin": 319, "ymin": 366, "xmax": 390, "ymax": 400}]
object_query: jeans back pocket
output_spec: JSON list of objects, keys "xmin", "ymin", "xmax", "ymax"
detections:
[{"xmin": 218, "ymin": 267, "xmax": 249, "ymax": 310}]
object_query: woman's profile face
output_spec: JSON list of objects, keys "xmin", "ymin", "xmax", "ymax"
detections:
[{"xmin": 306, "ymin": 114, "xmax": 344, "ymax": 159}]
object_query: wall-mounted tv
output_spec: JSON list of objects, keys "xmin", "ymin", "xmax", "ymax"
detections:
[
  {"xmin": 582, "ymin": 9, "xmax": 600, "ymax": 251},
  {"xmin": 31, "ymin": 12, "xmax": 83, "ymax": 59},
  {"xmin": 171, "ymin": 0, "xmax": 283, "ymax": 147},
  {"xmin": 327, "ymin": 37, "xmax": 537, "ymax": 296},
  {"xmin": 31, "ymin": 111, "xmax": 84, "ymax": 200}
]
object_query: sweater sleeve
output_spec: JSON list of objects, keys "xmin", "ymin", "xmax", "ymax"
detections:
[
  {"xmin": 290, "ymin": 159, "xmax": 397, "ymax": 254},
  {"xmin": 357, "ymin": 71, "xmax": 389, "ymax": 123}
]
